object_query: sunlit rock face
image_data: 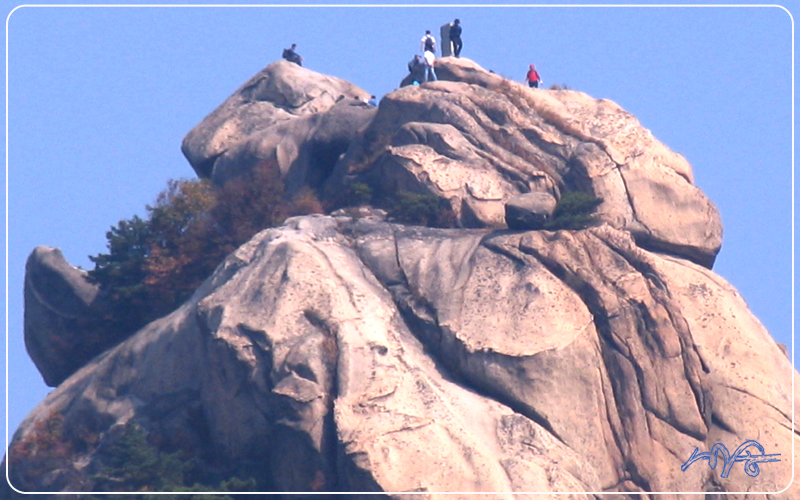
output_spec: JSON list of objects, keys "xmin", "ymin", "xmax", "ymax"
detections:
[
  {"xmin": 181, "ymin": 60, "xmax": 376, "ymax": 194},
  {"xmin": 333, "ymin": 57, "xmax": 722, "ymax": 268},
  {"xmin": 9, "ymin": 216, "xmax": 796, "ymax": 497},
  {"xmin": 10, "ymin": 58, "xmax": 794, "ymax": 499},
  {"xmin": 184, "ymin": 57, "xmax": 722, "ymax": 267}
]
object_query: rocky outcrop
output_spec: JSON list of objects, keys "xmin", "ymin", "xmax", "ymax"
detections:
[
  {"xmin": 329, "ymin": 57, "xmax": 722, "ymax": 268},
  {"xmin": 182, "ymin": 58, "xmax": 721, "ymax": 268},
  {"xmin": 504, "ymin": 191, "xmax": 557, "ymax": 229},
  {"xmin": 181, "ymin": 61, "xmax": 375, "ymax": 193},
  {"xmin": 10, "ymin": 57, "xmax": 791, "ymax": 498},
  {"xmin": 23, "ymin": 247, "xmax": 106, "ymax": 387},
  {"xmin": 8, "ymin": 216, "xmax": 796, "ymax": 496}
]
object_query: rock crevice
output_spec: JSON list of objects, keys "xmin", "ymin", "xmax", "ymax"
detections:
[
  {"xmin": 10, "ymin": 57, "xmax": 795, "ymax": 498},
  {"xmin": 10, "ymin": 216, "xmax": 796, "ymax": 496}
]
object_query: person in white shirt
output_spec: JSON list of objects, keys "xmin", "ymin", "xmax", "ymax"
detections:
[
  {"xmin": 422, "ymin": 50, "xmax": 437, "ymax": 83},
  {"xmin": 420, "ymin": 30, "xmax": 436, "ymax": 54}
]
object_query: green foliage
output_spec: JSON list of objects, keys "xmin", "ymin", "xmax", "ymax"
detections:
[
  {"xmin": 387, "ymin": 190, "xmax": 457, "ymax": 228},
  {"xmin": 93, "ymin": 423, "xmax": 186, "ymax": 492},
  {"xmin": 87, "ymin": 161, "xmax": 324, "ymax": 343},
  {"xmin": 544, "ymin": 191, "xmax": 603, "ymax": 230},
  {"xmin": 87, "ymin": 180, "xmax": 224, "ymax": 339},
  {"xmin": 349, "ymin": 182, "xmax": 374, "ymax": 206},
  {"xmin": 334, "ymin": 182, "xmax": 457, "ymax": 228},
  {"xmin": 86, "ymin": 423, "xmax": 258, "ymax": 499},
  {"xmin": 87, "ymin": 216, "xmax": 152, "ymax": 336}
]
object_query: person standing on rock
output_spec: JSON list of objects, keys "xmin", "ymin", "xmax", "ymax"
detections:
[
  {"xmin": 420, "ymin": 30, "xmax": 437, "ymax": 55},
  {"xmin": 282, "ymin": 44, "xmax": 303, "ymax": 66},
  {"xmin": 449, "ymin": 19, "xmax": 463, "ymax": 57},
  {"xmin": 422, "ymin": 49, "xmax": 437, "ymax": 83},
  {"xmin": 525, "ymin": 64, "xmax": 541, "ymax": 88}
]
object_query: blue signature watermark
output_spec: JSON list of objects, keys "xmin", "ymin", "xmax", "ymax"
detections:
[{"xmin": 681, "ymin": 440, "xmax": 781, "ymax": 478}]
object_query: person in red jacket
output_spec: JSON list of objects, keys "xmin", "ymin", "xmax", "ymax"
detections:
[{"xmin": 525, "ymin": 64, "xmax": 541, "ymax": 88}]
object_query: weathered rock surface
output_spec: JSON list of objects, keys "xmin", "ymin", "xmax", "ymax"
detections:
[
  {"xmin": 10, "ymin": 57, "xmax": 792, "ymax": 498},
  {"xmin": 8, "ymin": 216, "xmax": 796, "ymax": 497},
  {"xmin": 182, "ymin": 61, "xmax": 375, "ymax": 192},
  {"xmin": 182, "ymin": 57, "xmax": 721, "ymax": 268},
  {"xmin": 24, "ymin": 246, "xmax": 105, "ymax": 387},
  {"xmin": 330, "ymin": 57, "xmax": 722, "ymax": 268},
  {"xmin": 505, "ymin": 191, "xmax": 557, "ymax": 230}
]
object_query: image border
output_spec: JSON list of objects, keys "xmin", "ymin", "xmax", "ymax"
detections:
[{"xmin": 4, "ymin": 2, "xmax": 795, "ymax": 495}]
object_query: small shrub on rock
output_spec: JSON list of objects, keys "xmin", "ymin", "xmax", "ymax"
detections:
[
  {"xmin": 349, "ymin": 182, "xmax": 374, "ymax": 206},
  {"xmin": 8, "ymin": 411, "xmax": 74, "ymax": 489},
  {"xmin": 210, "ymin": 161, "xmax": 287, "ymax": 247},
  {"xmin": 544, "ymin": 191, "xmax": 603, "ymax": 230},
  {"xmin": 92, "ymin": 423, "xmax": 186, "ymax": 492},
  {"xmin": 283, "ymin": 187, "xmax": 325, "ymax": 218},
  {"xmin": 387, "ymin": 190, "xmax": 457, "ymax": 228},
  {"xmin": 87, "ymin": 423, "xmax": 259, "ymax": 499}
]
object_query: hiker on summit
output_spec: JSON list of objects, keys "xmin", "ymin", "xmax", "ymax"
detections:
[
  {"xmin": 449, "ymin": 19, "xmax": 463, "ymax": 57},
  {"xmin": 525, "ymin": 64, "xmax": 542, "ymax": 88},
  {"xmin": 422, "ymin": 50, "xmax": 437, "ymax": 83},
  {"xmin": 407, "ymin": 54, "xmax": 425, "ymax": 84},
  {"xmin": 282, "ymin": 44, "xmax": 303, "ymax": 66},
  {"xmin": 408, "ymin": 54, "xmax": 422, "ymax": 73},
  {"xmin": 420, "ymin": 30, "xmax": 437, "ymax": 55}
]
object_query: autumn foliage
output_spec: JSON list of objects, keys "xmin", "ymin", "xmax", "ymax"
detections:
[
  {"xmin": 87, "ymin": 162, "xmax": 322, "ymax": 340},
  {"xmin": 8, "ymin": 411, "xmax": 74, "ymax": 489}
]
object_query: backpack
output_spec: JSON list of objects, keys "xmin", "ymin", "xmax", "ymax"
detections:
[{"xmin": 424, "ymin": 36, "xmax": 435, "ymax": 52}]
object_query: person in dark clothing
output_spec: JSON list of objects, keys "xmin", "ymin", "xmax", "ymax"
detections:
[
  {"xmin": 408, "ymin": 54, "xmax": 422, "ymax": 73},
  {"xmin": 282, "ymin": 44, "xmax": 303, "ymax": 66},
  {"xmin": 449, "ymin": 19, "xmax": 463, "ymax": 57},
  {"xmin": 407, "ymin": 54, "xmax": 425, "ymax": 84},
  {"xmin": 420, "ymin": 30, "xmax": 436, "ymax": 54},
  {"xmin": 526, "ymin": 64, "xmax": 541, "ymax": 88}
]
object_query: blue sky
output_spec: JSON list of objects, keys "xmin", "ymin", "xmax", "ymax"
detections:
[{"xmin": 2, "ymin": 2, "xmax": 794, "ymax": 443}]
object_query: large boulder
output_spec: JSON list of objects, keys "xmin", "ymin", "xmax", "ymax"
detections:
[
  {"xmin": 399, "ymin": 56, "xmax": 505, "ymax": 89},
  {"xmin": 182, "ymin": 61, "xmax": 376, "ymax": 192},
  {"xmin": 505, "ymin": 191, "xmax": 557, "ymax": 230},
  {"xmin": 329, "ymin": 57, "xmax": 722, "ymax": 268},
  {"xmin": 23, "ymin": 247, "xmax": 104, "ymax": 387},
  {"xmin": 8, "ymin": 216, "xmax": 796, "ymax": 496}
]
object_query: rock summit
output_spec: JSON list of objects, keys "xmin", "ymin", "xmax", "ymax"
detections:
[{"xmin": 9, "ymin": 57, "xmax": 794, "ymax": 498}]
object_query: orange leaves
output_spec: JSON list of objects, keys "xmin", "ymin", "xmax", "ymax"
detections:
[
  {"xmin": 89, "ymin": 160, "xmax": 326, "ymax": 340},
  {"xmin": 210, "ymin": 160, "xmax": 287, "ymax": 246},
  {"xmin": 8, "ymin": 411, "xmax": 74, "ymax": 488}
]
